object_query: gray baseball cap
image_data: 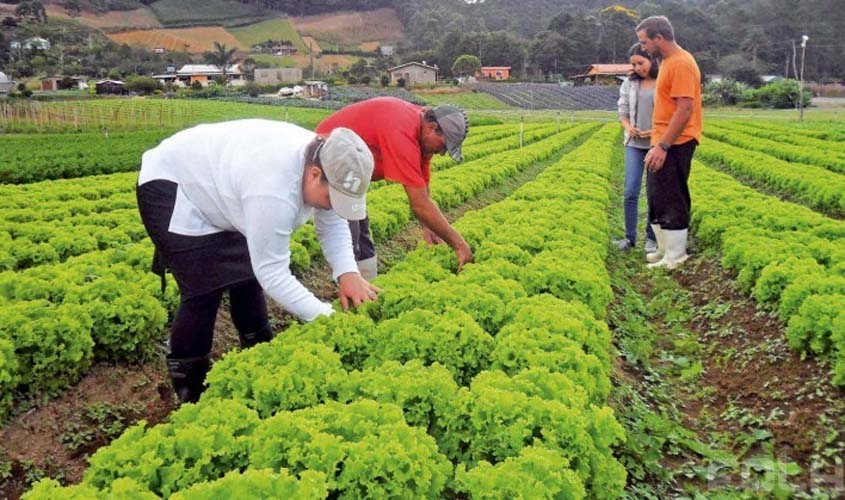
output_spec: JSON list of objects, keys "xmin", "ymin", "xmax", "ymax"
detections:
[
  {"xmin": 318, "ymin": 127, "xmax": 374, "ymax": 221},
  {"xmin": 431, "ymin": 105, "xmax": 469, "ymax": 162}
]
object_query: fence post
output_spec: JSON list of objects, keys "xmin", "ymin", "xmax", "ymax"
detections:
[{"xmin": 519, "ymin": 116, "xmax": 524, "ymax": 148}]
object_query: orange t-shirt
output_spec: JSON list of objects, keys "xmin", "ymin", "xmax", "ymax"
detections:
[{"xmin": 652, "ymin": 48, "xmax": 703, "ymax": 146}]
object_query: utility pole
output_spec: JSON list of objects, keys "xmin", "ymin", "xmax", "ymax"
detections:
[{"xmin": 798, "ymin": 35, "xmax": 808, "ymax": 122}]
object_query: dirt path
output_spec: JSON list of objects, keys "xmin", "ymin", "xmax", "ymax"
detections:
[{"xmin": 607, "ymin": 189, "xmax": 845, "ymax": 496}]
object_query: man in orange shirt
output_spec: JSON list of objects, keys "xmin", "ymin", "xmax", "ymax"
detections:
[{"xmin": 636, "ymin": 15, "xmax": 703, "ymax": 270}]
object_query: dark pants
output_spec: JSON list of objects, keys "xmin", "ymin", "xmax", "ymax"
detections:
[
  {"xmin": 169, "ymin": 279, "xmax": 267, "ymax": 358},
  {"xmin": 647, "ymin": 139, "xmax": 697, "ymax": 230},
  {"xmin": 137, "ymin": 180, "xmax": 269, "ymax": 359},
  {"xmin": 348, "ymin": 216, "xmax": 376, "ymax": 261}
]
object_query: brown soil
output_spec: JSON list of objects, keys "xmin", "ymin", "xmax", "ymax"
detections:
[{"xmin": 670, "ymin": 256, "xmax": 845, "ymax": 488}]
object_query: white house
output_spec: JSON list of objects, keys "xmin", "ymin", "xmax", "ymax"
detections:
[
  {"xmin": 152, "ymin": 64, "xmax": 246, "ymax": 87},
  {"xmin": 11, "ymin": 37, "xmax": 51, "ymax": 51},
  {"xmin": 255, "ymin": 67, "xmax": 303, "ymax": 85},
  {"xmin": 387, "ymin": 62, "xmax": 438, "ymax": 86},
  {"xmin": 0, "ymin": 72, "xmax": 15, "ymax": 95}
]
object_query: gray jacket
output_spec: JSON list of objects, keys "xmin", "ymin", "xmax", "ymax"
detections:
[{"xmin": 617, "ymin": 77, "xmax": 640, "ymax": 146}]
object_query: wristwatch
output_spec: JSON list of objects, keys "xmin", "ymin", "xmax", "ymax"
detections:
[{"xmin": 658, "ymin": 142, "xmax": 670, "ymax": 152}]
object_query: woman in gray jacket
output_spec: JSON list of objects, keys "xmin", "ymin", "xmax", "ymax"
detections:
[{"xmin": 616, "ymin": 43, "xmax": 659, "ymax": 252}]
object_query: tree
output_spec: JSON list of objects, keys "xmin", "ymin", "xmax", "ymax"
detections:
[
  {"xmin": 125, "ymin": 76, "xmax": 161, "ymax": 95},
  {"xmin": 596, "ymin": 5, "xmax": 639, "ymax": 62},
  {"xmin": 719, "ymin": 53, "xmax": 765, "ymax": 87},
  {"xmin": 63, "ymin": 0, "xmax": 81, "ymax": 18},
  {"xmin": 14, "ymin": 1, "xmax": 47, "ymax": 23},
  {"xmin": 240, "ymin": 57, "xmax": 257, "ymax": 81},
  {"xmin": 451, "ymin": 54, "xmax": 481, "ymax": 78},
  {"xmin": 203, "ymin": 42, "xmax": 238, "ymax": 81}
]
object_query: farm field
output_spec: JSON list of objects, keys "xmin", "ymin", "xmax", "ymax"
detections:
[
  {"xmin": 1, "ymin": 99, "xmax": 844, "ymax": 499},
  {"xmin": 290, "ymin": 8, "xmax": 405, "ymax": 47},
  {"xmin": 107, "ymin": 26, "xmax": 247, "ymax": 53},
  {"xmin": 229, "ymin": 17, "xmax": 310, "ymax": 54},
  {"xmin": 43, "ymin": 5, "xmax": 162, "ymax": 30},
  {"xmin": 147, "ymin": 0, "xmax": 268, "ymax": 27}
]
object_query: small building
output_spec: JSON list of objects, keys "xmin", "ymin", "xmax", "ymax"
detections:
[
  {"xmin": 0, "ymin": 72, "xmax": 15, "ymax": 95},
  {"xmin": 255, "ymin": 67, "xmax": 303, "ymax": 85},
  {"xmin": 12, "ymin": 37, "xmax": 50, "ymax": 51},
  {"xmin": 303, "ymin": 80, "xmax": 328, "ymax": 99},
  {"xmin": 477, "ymin": 66, "xmax": 511, "ymax": 80},
  {"xmin": 387, "ymin": 61, "xmax": 438, "ymax": 86},
  {"xmin": 570, "ymin": 64, "xmax": 632, "ymax": 85},
  {"xmin": 40, "ymin": 76, "xmax": 87, "ymax": 91},
  {"xmin": 95, "ymin": 79, "xmax": 126, "ymax": 95},
  {"xmin": 152, "ymin": 64, "xmax": 246, "ymax": 87},
  {"xmin": 379, "ymin": 45, "xmax": 395, "ymax": 57}
]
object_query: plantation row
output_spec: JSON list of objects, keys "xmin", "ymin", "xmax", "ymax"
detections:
[
  {"xmin": 25, "ymin": 125, "xmax": 626, "ymax": 500},
  {"xmin": 704, "ymin": 124, "xmax": 845, "ymax": 175},
  {"xmin": 0, "ymin": 123, "xmax": 599, "ymax": 421},
  {"xmin": 697, "ymin": 137, "xmax": 845, "ymax": 215},
  {"xmin": 690, "ymin": 160, "xmax": 845, "ymax": 386},
  {"xmin": 0, "ymin": 99, "xmax": 333, "ymax": 134},
  {"xmin": 0, "ymin": 130, "xmax": 176, "ymax": 184},
  {"xmin": 712, "ymin": 121, "xmax": 845, "ymax": 160},
  {"xmin": 0, "ymin": 120, "xmax": 513, "ymax": 185},
  {"xmin": 0, "ymin": 123, "xmax": 570, "ymax": 272}
]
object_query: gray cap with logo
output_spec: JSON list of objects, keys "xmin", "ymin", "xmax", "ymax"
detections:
[
  {"xmin": 318, "ymin": 127, "xmax": 375, "ymax": 221},
  {"xmin": 431, "ymin": 105, "xmax": 469, "ymax": 163}
]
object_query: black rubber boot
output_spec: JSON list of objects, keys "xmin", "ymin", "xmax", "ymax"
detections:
[
  {"xmin": 166, "ymin": 355, "xmax": 210, "ymax": 404},
  {"xmin": 239, "ymin": 322, "xmax": 274, "ymax": 348}
]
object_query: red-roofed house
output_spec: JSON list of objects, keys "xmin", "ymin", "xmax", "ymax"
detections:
[
  {"xmin": 477, "ymin": 66, "xmax": 511, "ymax": 80},
  {"xmin": 570, "ymin": 64, "xmax": 632, "ymax": 85}
]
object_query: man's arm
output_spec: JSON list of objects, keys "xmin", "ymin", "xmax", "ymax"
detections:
[
  {"xmin": 659, "ymin": 97, "xmax": 694, "ymax": 146},
  {"xmin": 404, "ymin": 185, "xmax": 472, "ymax": 269},
  {"xmin": 644, "ymin": 97, "xmax": 693, "ymax": 171}
]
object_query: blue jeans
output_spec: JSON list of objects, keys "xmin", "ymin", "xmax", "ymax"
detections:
[{"xmin": 623, "ymin": 146, "xmax": 656, "ymax": 244}]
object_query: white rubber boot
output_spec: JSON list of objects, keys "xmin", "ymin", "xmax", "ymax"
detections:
[
  {"xmin": 647, "ymin": 229, "xmax": 689, "ymax": 270},
  {"xmin": 646, "ymin": 224, "xmax": 664, "ymax": 263},
  {"xmin": 357, "ymin": 256, "xmax": 378, "ymax": 281}
]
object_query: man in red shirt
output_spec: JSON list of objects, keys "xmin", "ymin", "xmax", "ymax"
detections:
[{"xmin": 316, "ymin": 97, "xmax": 472, "ymax": 279}]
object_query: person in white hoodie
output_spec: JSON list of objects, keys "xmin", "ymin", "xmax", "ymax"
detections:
[{"xmin": 137, "ymin": 119, "xmax": 377, "ymax": 403}]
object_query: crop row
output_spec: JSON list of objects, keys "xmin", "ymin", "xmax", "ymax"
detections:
[
  {"xmin": 689, "ymin": 161, "xmax": 845, "ymax": 387},
  {"xmin": 697, "ymin": 137, "xmax": 845, "ymax": 214},
  {"xmin": 704, "ymin": 124, "xmax": 845, "ymax": 174},
  {"xmin": 712, "ymin": 121, "xmax": 845, "ymax": 159},
  {"xmin": 0, "ymin": 123, "xmax": 573, "ymax": 272},
  {"xmin": 25, "ymin": 124, "xmax": 625, "ymax": 500},
  {"xmin": 0, "ymin": 123, "xmax": 598, "ymax": 421}
]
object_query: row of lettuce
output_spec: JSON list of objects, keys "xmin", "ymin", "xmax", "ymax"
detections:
[
  {"xmin": 705, "ymin": 121, "xmax": 845, "ymax": 175},
  {"xmin": 25, "ymin": 124, "xmax": 626, "ymax": 500},
  {"xmin": 0, "ymin": 120, "xmax": 517, "ymax": 185},
  {"xmin": 0, "ymin": 122, "xmax": 599, "ymax": 422},
  {"xmin": 689, "ymin": 160, "xmax": 845, "ymax": 387},
  {"xmin": 697, "ymin": 133, "xmax": 845, "ymax": 215},
  {"xmin": 0, "ymin": 123, "xmax": 558, "ymax": 273}
]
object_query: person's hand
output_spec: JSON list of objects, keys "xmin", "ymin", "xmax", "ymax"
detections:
[
  {"xmin": 422, "ymin": 227, "xmax": 444, "ymax": 245},
  {"xmin": 638, "ymin": 129, "xmax": 652, "ymax": 139},
  {"xmin": 625, "ymin": 124, "xmax": 637, "ymax": 137},
  {"xmin": 644, "ymin": 146, "xmax": 667, "ymax": 172},
  {"xmin": 454, "ymin": 241, "xmax": 473, "ymax": 272},
  {"xmin": 337, "ymin": 272, "xmax": 380, "ymax": 311},
  {"xmin": 631, "ymin": 127, "xmax": 643, "ymax": 138}
]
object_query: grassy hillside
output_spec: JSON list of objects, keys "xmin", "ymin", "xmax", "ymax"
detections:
[
  {"xmin": 229, "ymin": 18, "xmax": 309, "ymax": 53},
  {"xmin": 149, "ymin": 0, "xmax": 268, "ymax": 27}
]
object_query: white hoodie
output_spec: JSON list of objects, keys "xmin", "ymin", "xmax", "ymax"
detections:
[{"xmin": 139, "ymin": 119, "xmax": 358, "ymax": 321}]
